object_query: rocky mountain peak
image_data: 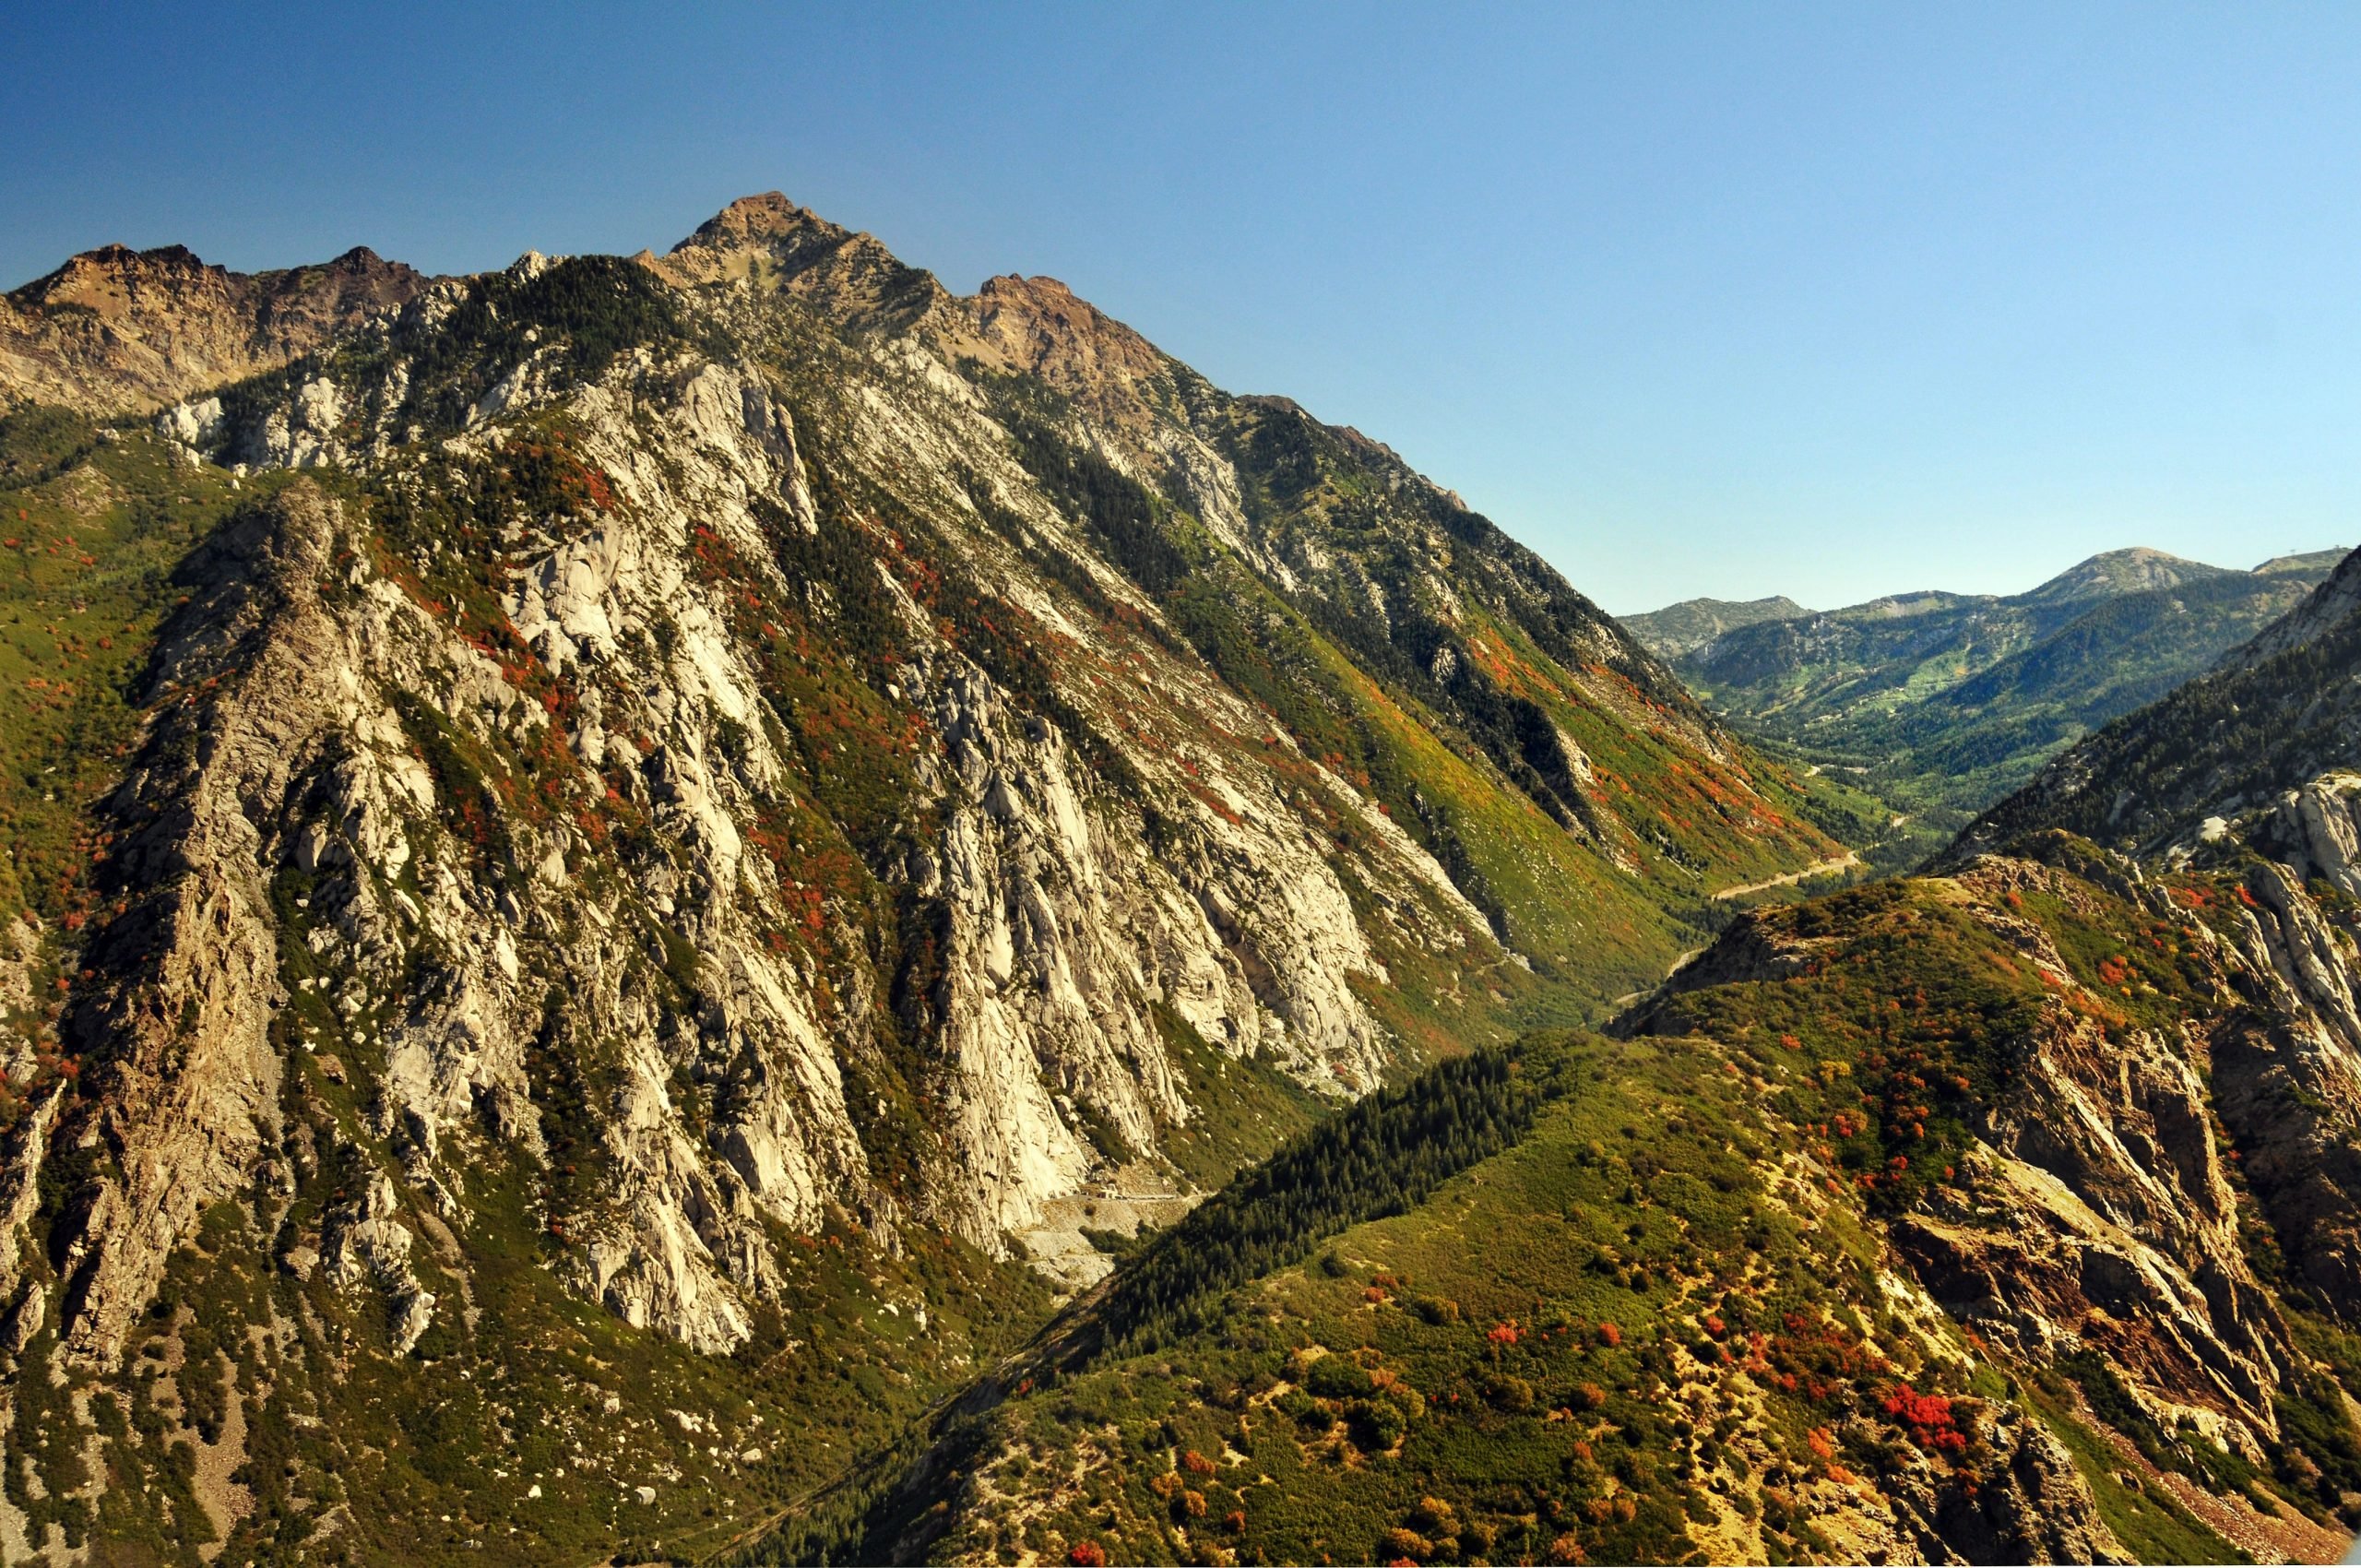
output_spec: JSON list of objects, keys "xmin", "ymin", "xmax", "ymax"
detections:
[
  {"xmin": 10, "ymin": 241, "xmax": 231, "ymax": 315},
  {"xmin": 959, "ymin": 272, "xmax": 1167, "ymax": 401},
  {"xmin": 648, "ymin": 191, "xmax": 936, "ymax": 329},
  {"xmin": 1, "ymin": 238, "xmax": 432, "ymax": 414},
  {"xmin": 670, "ymin": 189, "xmax": 852, "ymax": 255}
]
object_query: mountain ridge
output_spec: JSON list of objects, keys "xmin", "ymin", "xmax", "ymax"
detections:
[
  {"xmin": 834, "ymin": 538, "xmax": 2361, "ymax": 1567},
  {"xmin": 1648, "ymin": 543, "xmax": 2345, "ymax": 863},
  {"xmin": 0, "ymin": 194, "xmax": 1868, "ymax": 1562},
  {"xmin": 1, "ymin": 239, "xmax": 436, "ymax": 416}
]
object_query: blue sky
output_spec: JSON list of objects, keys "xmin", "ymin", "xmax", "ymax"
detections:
[{"xmin": 6, "ymin": 2, "xmax": 2357, "ymax": 613}]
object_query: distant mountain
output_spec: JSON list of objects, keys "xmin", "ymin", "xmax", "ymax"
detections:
[
  {"xmin": 2008, "ymin": 542, "xmax": 2229, "ymax": 607},
  {"xmin": 1619, "ymin": 593, "xmax": 1810, "ymax": 658},
  {"xmin": 1669, "ymin": 545, "xmax": 2344, "ymax": 861},
  {"xmin": 2258, "ymin": 546, "xmax": 2352, "ymax": 578},
  {"xmin": 0, "ymin": 241, "xmax": 434, "ymax": 414},
  {"xmin": 1956, "ymin": 542, "xmax": 2361, "ymax": 860}
]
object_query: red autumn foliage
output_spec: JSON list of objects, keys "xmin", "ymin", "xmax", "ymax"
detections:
[{"xmin": 1883, "ymin": 1384, "xmax": 1970, "ymax": 1454}]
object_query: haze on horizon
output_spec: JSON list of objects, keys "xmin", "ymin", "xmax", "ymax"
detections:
[{"xmin": 6, "ymin": 1, "xmax": 2357, "ymax": 615}]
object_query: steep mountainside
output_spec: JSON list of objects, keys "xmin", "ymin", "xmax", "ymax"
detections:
[
  {"xmin": 811, "ymin": 546, "xmax": 2361, "ymax": 1567},
  {"xmin": 1622, "ymin": 595, "xmax": 1812, "ymax": 659},
  {"xmin": 0, "ymin": 196, "xmax": 1861, "ymax": 1562},
  {"xmin": 1669, "ymin": 548, "xmax": 2341, "ymax": 862},
  {"xmin": 847, "ymin": 831, "xmax": 2361, "ymax": 1563}
]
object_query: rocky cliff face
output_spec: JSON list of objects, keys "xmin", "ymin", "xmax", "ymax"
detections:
[
  {"xmin": 1, "ymin": 242, "xmax": 433, "ymax": 416},
  {"xmin": 1938, "ymin": 544, "xmax": 2361, "ymax": 1338},
  {"xmin": 0, "ymin": 197, "xmax": 1851, "ymax": 1561}
]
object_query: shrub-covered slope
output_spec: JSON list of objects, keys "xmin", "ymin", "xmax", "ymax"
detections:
[{"xmin": 818, "ymin": 837, "xmax": 2361, "ymax": 1565}]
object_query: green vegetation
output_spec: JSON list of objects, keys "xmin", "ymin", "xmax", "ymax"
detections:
[
  {"xmin": 1667, "ymin": 554, "xmax": 2337, "ymax": 860},
  {"xmin": 1621, "ymin": 595, "xmax": 1814, "ymax": 660},
  {"xmin": 1090, "ymin": 1038, "xmax": 1572, "ymax": 1360},
  {"xmin": 53, "ymin": 1157, "xmax": 1055, "ymax": 1568},
  {"xmin": 778, "ymin": 1031, "xmax": 2017, "ymax": 1567},
  {"xmin": 0, "ymin": 410, "xmax": 280, "ymax": 1136},
  {"xmin": 980, "ymin": 390, "xmax": 1856, "ymax": 1024},
  {"xmin": 1963, "ymin": 569, "xmax": 2361, "ymax": 855},
  {"xmin": 1149, "ymin": 1005, "xmax": 1326, "ymax": 1193},
  {"xmin": 221, "ymin": 254, "xmax": 711, "ymax": 446},
  {"xmin": 0, "ymin": 410, "xmax": 257, "ymax": 923},
  {"xmin": 777, "ymin": 837, "xmax": 2361, "ymax": 1565},
  {"xmin": 2022, "ymin": 1378, "xmax": 2246, "ymax": 1565},
  {"xmin": 19, "ymin": 204, "xmax": 2357, "ymax": 1568}
]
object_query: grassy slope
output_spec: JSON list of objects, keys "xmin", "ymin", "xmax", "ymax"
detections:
[
  {"xmin": 0, "ymin": 411, "xmax": 259, "ymax": 924},
  {"xmin": 813, "ymin": 847, "xmax": 2361, "ymax": 1566}
]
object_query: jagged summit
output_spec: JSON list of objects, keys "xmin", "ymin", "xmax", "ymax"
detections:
[
  {"xmin": 8, "ymin": 241, "xmax": 217, "ymax": 303},
  {"xmin": 670, "ymin": 189, "xmax": 851, "ymax": 252},
  {"xmin": 961, "ymin": 271, "xmax": 1167, "ymax": 408},
  {"xmin": 647, "ymin": 189, "xmax": 936, "ymax": 328},
  {"xmin": 0, "ymin": 236, "xmax": 432, "ymax": 413}
]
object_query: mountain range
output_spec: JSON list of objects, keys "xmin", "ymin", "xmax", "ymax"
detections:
[
  {"xmin": 1629, "ymin": 547, "xmax": 2348, "ymax": 863},
  {"xmin": 0, "ymin": 196, "xmax": 2355, "ymax": 1567},
  {"xmin": 0, "ymin": 196, "xmax": 1876, "ymax": 1563}
]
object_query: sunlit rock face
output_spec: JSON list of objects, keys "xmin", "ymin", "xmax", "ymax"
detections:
[{"xmin": 6, "ymin": 194, "xmax": 1841, "ymax": 1391}]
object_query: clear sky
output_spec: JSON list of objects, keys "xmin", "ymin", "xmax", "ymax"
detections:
[{"xmin": 6, "ymin": 2, "xmax": 2357, "ymax": 613}]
